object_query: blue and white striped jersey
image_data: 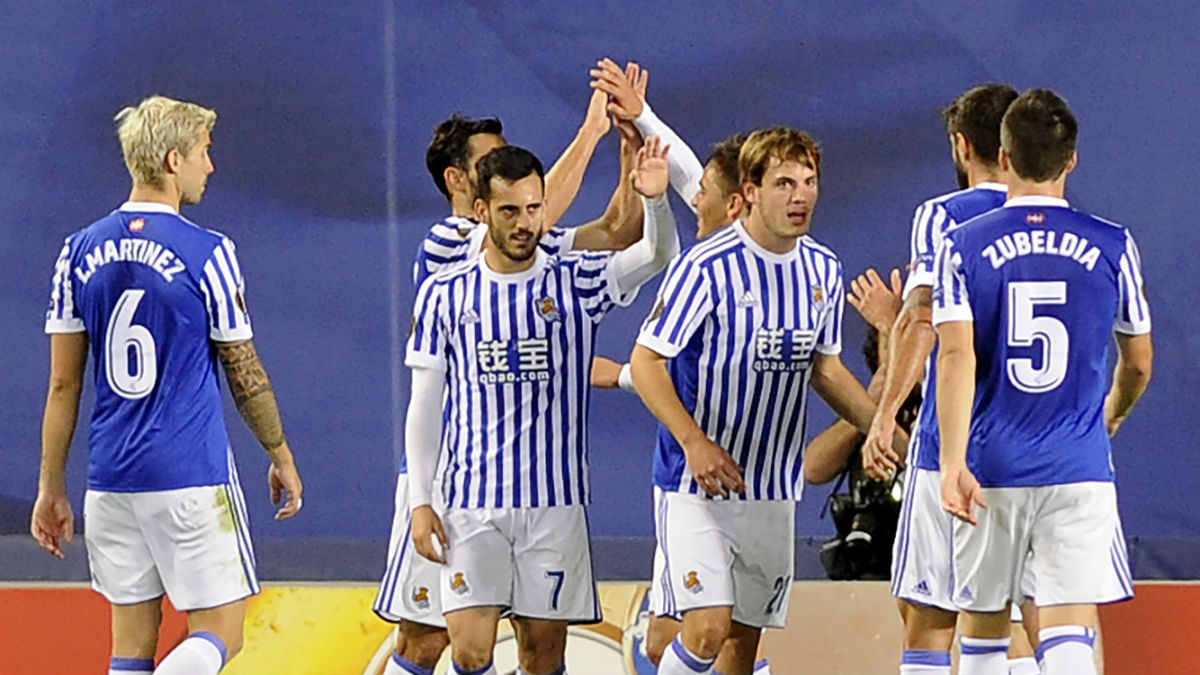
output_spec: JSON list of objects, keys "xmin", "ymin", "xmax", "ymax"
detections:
[
  {"xmin": 400, "ymin": 215, "xmax": 576, "ymax": 475},
  {"xmin": 406, "ymin": 248, "xmax": 635, "ymax": 508},
  {"xmin": 904, "ymin": 184, "xmax": 1007, "ymax": 471},
  {"xmin": 44, "ymin": 202, "xmax": 252, "ymax": 491},
  {"xmin": 933, "ymin": 196, "xmax": 1151, "ymax": 487},
  {"xmin": 636, "ymin": 222, "xmax": 844, "ymax": 501}
]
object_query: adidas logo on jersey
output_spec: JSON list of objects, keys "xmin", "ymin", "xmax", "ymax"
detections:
[
  {"xmin": 913, "ymin": 580, "xmax": 931, "ymax": 596},
  {"xmin": 460, "ymin": 308, "xmax": 480, "ymax": 325},
  {"xmin": 736, "ymin": 291, "xmax": 757, "ymax": 308},
  {"xmin": 959, "ymin": 587, "xmax": 974, "ymax": 602}
]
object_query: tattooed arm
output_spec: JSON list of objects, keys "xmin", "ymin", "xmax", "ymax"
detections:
[{"xmin": 216, "ymin": 339, "xmax": 303, "ymax": 520}]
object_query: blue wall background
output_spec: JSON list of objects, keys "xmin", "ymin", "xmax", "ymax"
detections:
[{"xmin": 2, "ymin": 1, "xmax": 1197, "ymax": 575}]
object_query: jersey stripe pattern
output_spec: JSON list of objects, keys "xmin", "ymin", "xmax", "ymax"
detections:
[
  {"xmin": 932, "ymin": 196, "xmax": 1151, "ymax": 487},
  {"xmin": 406, "ymin": 248, "xmax": 634, "ymax": 508},
  {"xmin": 904, "ymin": 184, "xmax": 1008, "ymax": 471},
  {"xmin": 401, "ymin": 216, "xmax": 575, "ymax": 474},
  {"xmin": 636, "ymin": 222, "xmax": 843, "ymax": 501},
  {"xmin": 44, "ymin": 202, "xmax": 251, "ymax": 491}
]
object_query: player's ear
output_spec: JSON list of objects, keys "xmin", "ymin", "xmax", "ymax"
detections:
[
  {"xmin": 742, "ymin": 181, "xmax": 757, "ymax": 206},
  {"xmin": 474, "ymin": 197, "xmax": 488, "ymax": 223},
  {"xmin": 1063, "ymin": 150, "xmax": 1079, "ymax": 176},
  {"xmin": 164, "ymin": 148, "xmax": 182, "ymax": 175},
  {"xmin": 953, "ymin": 132, "xmax": 972, "ymax": 163},
  {"xmin": 726, "ymin": 192, "xmax": 745, "ymax": 220},
  {"xmin": 998, "ymin": 147, "xmax": 1012, "ymax": 174},
  {"xmin": 444, "ymin": 166, "xmax": 466, "ymax": 196}
]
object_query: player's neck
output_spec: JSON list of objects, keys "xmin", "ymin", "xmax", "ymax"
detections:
[
  {"xmin": 966, "ymin": 162, "xmax": 1004, "ymax": 188},
  {"xmin": 1005, "ymin": 175, "xmax": 1067, "ymax": 202},
  {"xmin": 127, "ymin": 183, "xmax": 181, "ymax": 213},
  {"xmin": 450, "ymin": 193, "xmax": 475, "ymax": 218},
  {"xmin": 743, "ymin": 212, "xmax": 800, "ymax": 254},
  {"xmin": 483, "ymin": 245, "xmax": 537, "ymax": 275}
]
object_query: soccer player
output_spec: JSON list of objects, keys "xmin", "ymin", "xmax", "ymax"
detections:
[
  {"xmin": 935, "ymin": 89, "xmax": 1152, "ymax": 675},
  {"xmin": 592, "ymin": 58, "xmax": 773, "ymax": 674},
  {"xmin": 375, "ymin": 90, "xmax": 646, "ymax": 675},
  {"xmin": 405, "ymin": 138, "xmax": 679, "ymax": 675},
  {"xmin": 859, "ymin": 84, "xmax": 1037, "ymax": 675},
  {"xmin": 631, "ymin": 126, "xmax": 898, "ymax": 675},
  {"xmin": 33, "ymin": 96, "xmax": 303, "ymax": 675}
]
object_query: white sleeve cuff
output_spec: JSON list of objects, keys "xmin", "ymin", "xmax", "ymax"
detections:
[
  {"xmin": 209, "ymin": 324, "xmax": 254, "ymax": 342},
  {"xmin": 932, "ymin": 304, "xmax": 974, "ymax": 326},
  {"xmin": 45, "ymin": 319, "xmax": 85, "ymax": 334},
  {"xmin": 635, "ymin": 332, "xmax": 684, "ymax": 359}
]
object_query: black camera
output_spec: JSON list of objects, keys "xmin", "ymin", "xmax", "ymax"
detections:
[{"xmin": 820, "ymin": 451, "xmax": 903, "ymax": 581}]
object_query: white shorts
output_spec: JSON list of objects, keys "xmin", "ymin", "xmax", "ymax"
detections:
[
  {"xmin": 441, "ymin": 505, "xmax": 600, "ymax": 623},
  {"xmin": 952, "ymin": 482, "xmax": 1132, "ymax": 612},
  {"xmin": 373, "ymin": 473, "xmax": 446, "ymax": 627},
  {"xmin": 891, "ymin": 467, "xmax": 957, "ymax": 612},
  {"xmin": 83, "ymin": 482, "xmax": 258, "ymax": 611},
  {"xmin": 660, "ymin": 492, "xmax": 795, "ymax": 629},
  {"xmin": 647, "ymin": 487, "xmax": 678, "ymax": 620}
]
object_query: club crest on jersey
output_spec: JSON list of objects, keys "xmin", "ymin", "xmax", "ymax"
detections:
[
  {"xmin": 683, "ymin": 571, "xmax": 704, "ymax": 594},
  {"xmin": 412, "ymin": 586, "xmax": 431, "ymax": 609},
  {"xmin": 1026, "ymin": 211, "xmax": 1046, "ymax": 225},
  {"xmin": 450, "ymin": 572, "xmax": 469, "ymax": 595},
  {"xmin": 536, "ymin": 296, "xmax": 561, "ymax": 323},
  {"xmin": 129, "ymin": 218, "xmax": 146, "ymax": 232},
  {"xmin": 811, "ymin": 285, "xmax": 824, "ymax": 304}
]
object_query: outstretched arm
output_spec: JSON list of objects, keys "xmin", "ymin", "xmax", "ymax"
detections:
[
  {"xmin": 591, "ymin": 58, "xmax": 704, "ymax": 209},
  {"xmin": 544, "ymin": 89, "xmax": 611, "ymax": 228},
  {"xmin": 607, "ymin": 137, "xmax": 680, "ymax": 296},
  {"xmin": 216, "ymin": 339, "xmax": 303, "ymax": 520},
  {"xmin": 569, "ymin": 122, "xmax": 645, "ymax": 251},
  {"xmin": 32, "ymin": 332, "xmax": 88, "ymax": 559}
]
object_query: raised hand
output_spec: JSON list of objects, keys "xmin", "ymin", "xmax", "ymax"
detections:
[
  {"xmin": 848, "ymin": 268, "xmax": 903, "ymax": 333},
  {"xmin": 30, "ymin": 490, "xmax": 74, "ymax": 559},
  {"xmin": 412, "ymin": 504, "xmax": 449, "ymax": 564},
  {"xmin": 583, "ymin": 88, "xmax": 612, "ymax": 138},
  {"xmin": 632, "ymin": 136, "xmax": 671, "ymax": 198},
  {"xmin": 590, "ymin": 57, "xmax": 645, "ymax": 121}
]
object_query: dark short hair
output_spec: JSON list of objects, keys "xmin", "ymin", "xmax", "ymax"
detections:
[
  {"xmin": 941, "ymin": 83, "xmax": 1018, "ymax": 166},
  {"xmin": 1001, "ymin": 89, "xmax": 1078, "ymax": 182},
  {"xmin": 425, "ymin": 113, "xmax": 504, "ymax": 200},
  {"xmin": 707, "ymin": 133, "xmax": 748, "ymax": 196},
  {"xmin": 474, "ymin": 145, "xmax": 544, "ymax": 203}
]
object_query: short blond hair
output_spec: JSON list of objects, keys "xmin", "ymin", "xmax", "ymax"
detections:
[
  {"xmin": 114, "ymin": 95, "xmax": 216, "ymax": 188},
  {"xmin": 738, "ymin": 126, "xmax": 821, "ymax": 187}
]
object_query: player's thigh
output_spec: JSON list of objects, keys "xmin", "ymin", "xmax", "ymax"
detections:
[
  {"xmin": 1031, "ymin": 482, "xmax": 1132, "ymax": 607},
  {"xmin": 511, "ymin": 505, "xmax": 599, "ymax": 623},
  {"xmin": 511, "ymin": 615, "xmax": 568, "ymax": 668},
  {"xmin": 728, "ymin": 500, "xmax": 795, "ymax": 630},
  {"xmin": 84, "ymin": 490, "xmax": 165, "ymax": 605},
  {"xmin": 951, "ymin": 487, "xmax": 1029, "ymax": 612},
  {"xmin": 443, "ymin": 605, "xmax": 503, "ymax": 666},
  {"xmin": 662, "ymin": 492, "xmax": 736, "ymax": 617},
  {"xmin": 137, "ymin": 484, "xmax": 258, "ymax": 611},
  {"xmin": 442, "ymin": 508, "xmax": 514, "ymax": 614},
  {"xmin": 110, "ymin": 597, "xmax": 164, "ymax": 659},
  {"xmin": 375, "ymin": 475, "xmax": 447, "ymax": 629},
  {"xmin": 891, "ymin": 467, "xmax": 957, "ymax": 613}
]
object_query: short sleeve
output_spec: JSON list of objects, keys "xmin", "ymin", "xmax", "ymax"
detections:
[
  {"xmin": 200, "ymin": 237, "xmax": 253, "ymax": 342},
  {"xmin": 44, "ymin": 237, "xmax": 85, "ymax": 334},
  {"xmin": 1114, "ymin": 230, "xmax": 1151, "ymax": 335},
  {"xmin": 815, "ymin": 259, "xmax": 844, "ymax": 355},
  {"xmin": 635, "ymin": 255, "xmax": 714, "ymax": 358},
  {"xmin": 569, "ymin": 252, "xmax": 637, "ymax": 323},
  {"xmin": 542, "ymin": 226, "xmax": 577, "ymax": 255},
  {"xmin": 903, "ymin": 201, "xmax": 949, "ymax": 300},
  {"xmin": 931, "ymin": 235, "xmax": 973, "ymax": 325},
  {"xmin": 405, "ymin": 278, "xmax": 449, "ymax": 371}
]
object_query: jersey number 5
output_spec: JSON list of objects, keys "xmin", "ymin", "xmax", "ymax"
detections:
[
  {"xmin": 105, "ymin": 289, "xmax": 158, "ymax": 399},
  {"xmin": 1006, "ymin": 281, "xmax": 1069, "ymax": 393}
]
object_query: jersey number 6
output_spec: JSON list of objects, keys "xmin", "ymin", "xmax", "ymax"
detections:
[{"xmin": 105, "ymin": 289, "xmax": 158, "ymax": 399}]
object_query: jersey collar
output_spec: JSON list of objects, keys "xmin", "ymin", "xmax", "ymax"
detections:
[
  {"xmin": 976, "ymin": 181, "xmax": 1008, "ymax": 193},
  {"xmin": 734, "ymin": 219, "xmax": 800, "ymax": 263},
  {"xmin": 119, "ymin": 201, "xmax": 178, "ymax": 214},
  {"xmin": 479, "ymin": 246, "xmax": 548, "ymax": 283},
  {"xmin": 1005, "ymin": 195, "xmax": 1069, "ymax": 208}
]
